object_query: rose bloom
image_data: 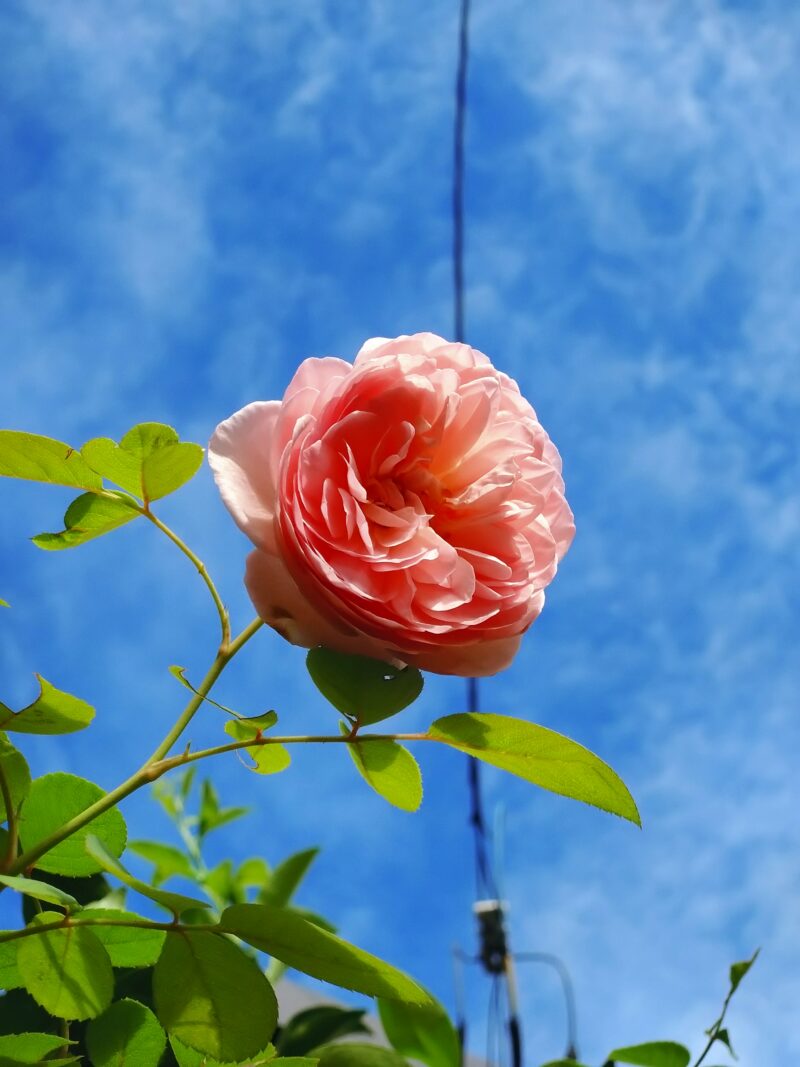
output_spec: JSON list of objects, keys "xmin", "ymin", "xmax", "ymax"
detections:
[{"xmin": 210, "ymin": 333, "xmax": 574, "ymax": 676}]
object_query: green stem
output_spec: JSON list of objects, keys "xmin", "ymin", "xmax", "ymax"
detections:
[
  {"xmin": 691, "ymin": 995, "xmax": 734, "ymax": 1067},
  {"xmin": 0, "ymin": 915, "xmax": 217, "ymax": 946},
  {"xmin": 7, "ymin": 618, "xmax": 264, "ymax": 877},
  {"xmin": 142, "ymin": 506, "xmax": 231, "ymax": 646},
  {"xmin": 0, "ymin": 763, "xmax": 18, "ymax": 870},
  {"xmin": 155, "ymin": 730, "xmax": 432, "ymax": 772}
]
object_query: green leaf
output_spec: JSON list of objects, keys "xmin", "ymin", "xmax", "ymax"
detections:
[
  {"xmin": 153, "ymin": 929, "xmax": 278, "ymax": 1061},
  {"xmin": 86, "ymin": 998, "xmax": 166, "ymax": 1067},
  {"xmin": 237, "ymin": 856, "xmax": 271, "ymax": 891},
  {"xmin": 82, "ymin": 908, "xmax": 166, "ymax": 967},
  {"xmin": 0, "ymin": 935, "xmax": 23, "ymax": 990},
  {"xmin": 0, "ymin": 735, "xmax": 31, "ymax": 822},
  {"xmin": 197, "ymin": 780, "xmax": 248, "ymax": 839},
  {"xmin": 82, "ymin": 423, "xmax": 203, "ymax": 503},
  {"xmin": 608, "ymin": 1042, "xmax": 690, "ymax": 1067},
  {"xmin": 32, "ymin": 492, "xmax": 139, "ymax": 551},
  {"xmin": 223, "ymin": 712, "xmax": 279, "ymax": 739},
  {"xmin": 170, "ymin": 1036, "xmax": 279, "ymax": 1066},
  {"xmin": 0, "ymin": 874, "xmax": 79, "ymax": 910},
  {"xmin": 277, "ymin": 1006, "xmax": 369, "ymax": 1056},
  {"xmin": 16, "ymin": 912, "xmax": 113, "ymax": 1020},
  {"xmin": 261, "ymin": 848, "xmax": 319, "ymax": 908},
  {"xmin": 428, "ymin": 713, "xmax": 640, "ymax": 825},
  {"xmin": 0, "ymin": 431, "xmax": 102, "ymax": 490},
  {"xmin": 18, "ymin": 773, "xmax": 127, "ymax": 876},
  {"xmin": 378, "ymin": 994, "xmax": 460, "ymax": 1067},
  {"xmin": 712, "ymin": 1028, "xmax": 735, "ymax": 1057},
  {"xmin": 128, "ymin": 840, "xmax": 194, "ymax": 886},
  {"xmin": 307, "ymin": 648, "xmax": 423, "ymax": 726},
  {"xmin": 314, "ymin": 1046, "xmax": 410, "ymax": 1067},
  {"xmin": 85, "ymin": 835, "xmax": 208, "ymax": 917},
  {"xmin": 345, "ymin": 733, "xmax": 422, "ymax": 812},
  {"xmin": 0, "ymin": 599, "xmax": 8, "ymax": 608},
  {"xmin": 539, "ymin": 1061, "xmax": 591, "ymax": 1067},
  {"xmin": 0, "ymin": 1032, "xmax": 76, "ymax": 1063},
  {"xmin": 730, "ymin": 948, "xmax": 759, "ymax": 994},
  {"xmin": 221, "ymin": 902, "xmax": 432, "ymax": 1007},
  {"xmin": 0, "ymin": 677, "xmax": 94, "ymax": 735}
]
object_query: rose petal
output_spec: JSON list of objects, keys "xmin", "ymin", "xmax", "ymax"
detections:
[{"xmin": 209, "ymin": 401, "xmax": 282, "ymax": 553}]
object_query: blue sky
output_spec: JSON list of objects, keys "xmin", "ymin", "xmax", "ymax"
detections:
[{"xmin": 1, "ymin": 1, "xmax": 799, "ymax": 1063}]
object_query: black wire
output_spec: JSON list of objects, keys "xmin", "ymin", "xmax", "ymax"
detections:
[
  {"xmin": 453, "ymin": 0, "xmax": 470, "ymax": 345},
  {"xmin": 516, "ymin": 951, "xmax": 580, "ymax": 1058}
]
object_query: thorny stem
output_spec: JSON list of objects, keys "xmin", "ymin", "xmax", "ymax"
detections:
[{"xmin": 6, "ymin": 617, "xmax": 264, "ymax": 877}]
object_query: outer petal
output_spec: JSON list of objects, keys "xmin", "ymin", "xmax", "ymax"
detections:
[
  {"xmin": 405, "ymin": 633, "xmax": 523, "ymax": 677},
  {"xmin": 245, "ymin": 550, "xmax": 402, "ymax": 663},
  {"xmin": 209, "ymin": 401, "xmax": 282, "ymax": 553}
]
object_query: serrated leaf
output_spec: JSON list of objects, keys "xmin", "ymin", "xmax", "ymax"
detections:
[
  {"xmin": 17, "ymin": 912, "xmax": 113, "ymax": 1020},
  {"xmin": 730, "ymin": 948, "xmax": 759, "ymax": 994},
  {"xmin": 82, "ymin": 908, "xmax": 166, "ymax": 967},
  {"xmin": 86, "ymin": 998, "xmax": 166, "ymax": 1067},
  {"xmin": 32, "ymin": 491, "xmax": 139, "ymax": 550},
  {"xmin": 221, "ymin": 903, "xmax": 432, "ymax": 1007},
  {"xmin": 428, "ymin": 713, "xmax": 640, "ymax": 825},
  {"xmin": 0, "ymin": 677, "xmax": 94, "ymax": 735},
  {"xmin": 345, "ymin": 734, "xmax": 422, "ymax": 812},
  {"xmin": 18, "ymin": 773, "xmax": 127, "ymax": 876},
  {"xmin": 314, "ymin": 1047, "xmax": 410, "ymax": 1067},
  {"xmin": 0, "ymin": 431, "xmax": 102, "ymax": 490},
  {"xmin": 170, "ymin": 1036, "xmax": 279, "ymax": 1066},
  {"xmin": 0, "ymin": 935, "xmax": 23, "ymax": 990},
  {"xmin": 608, "ymin": 1042, "xmax": 690, "ymax": 1067},
  {"xmin": 82, "ymin": 424, "xmax": 203, "ymax": 503},
  {"xmin": 128, "ymin": 840, "xmax": 194, "ymax": 886},
  {"xmin": 153, "ymin": 929, "xmax": 277, "ymax": 1061},
  {"xmin": 0, "ymin": 1032, "xmax": 76, "ymax": 1062},
  {"xmin": 0, "ymin": 874, "xmax": 79, "ymax": 910},
  {"xmin": 85, "ymin": 835, "xmax": 207, "ymax": 917},
  {"xmin": 261, "ymin": 848, "xmax": 319, "ymax": 908},
  {"xmin": 277, "ymin": 1006, "xmax": 369, "ymax": 1057},
  {"xmin": 307, "ymin": 649, "xmax": 423, "ymax": 726},
  {"xmin": 0, "ymin": 735, "xmax": 31, "ymax": 822},
  {"xmin": 378, "ymin": 994, "xmax": 459, "ymax": 1067}
]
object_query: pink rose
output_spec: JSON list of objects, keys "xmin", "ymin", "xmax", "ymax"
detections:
[{"xmin": 209, "ymin": 333, "xmax": 574, "ymax": 676}]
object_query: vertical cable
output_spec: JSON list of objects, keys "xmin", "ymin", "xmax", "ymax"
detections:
[{"xmin": 453, "ymin": 0, "xmax": 471, "ymax": 345}]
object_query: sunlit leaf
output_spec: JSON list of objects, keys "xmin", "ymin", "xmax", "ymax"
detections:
[
  {"xmin": 0, "ymin": 599, "xmax": 8, "ymax": 608},
  {"xmin": 378, "ymin": 994, "xmax": 460, "ymax": 1067},
  {"xmin": 607, "ymin": 1042, "xmax": 690, "ymax": 1067},
  {"xmin": 18, "ymin": 773, "xmax": 127, "ymax": 876},
  {"xmin": 0, "ymin": 934, "xmax": 22, "ymax": 990},
  {"xmin": 0, "ymin": 735, "xmax": 31, "ymax": 822},
  {"xmin": 82, "ymin": 908, "xmax": 166, "ymax": 967},
  {"xmin": 0, "ymin": 1032, "xmax": 76, "ymax": 1062},
  {"xmin": 0, "ymin": 874, "xmax": 79, "ymax": 910},
  {"xmin": 345, "ymin": 733, "xmax": 422, "ymax": 812},
  {"xmin": 128, "ymin": 840, "xmax": 195, "ymax": 886},
  {"xmin": 153, "ymin": 929, "xmax": 278, "ymax": 1061},
  {"xmin": 261, "ymin": 848, "xmax": 319, "ymax": 908},
  {"xmin": 170, "ymin": 1036, "xmax": 279, "ymax": 1066},
  {"xmin": 32, "ymin": 491, "xmax": 139, "ymax": 550},
  {"xmin": 0, "ymin": 431, "xmax": 102, "ymax": 490},
  {"xmin": 85, "ymin": 835, "xmax": 208, "ymax": 917},
  {"xmin": 428, "ymin": 713, "xmax": 640, "ymax": 825},
  {"xmin": 86, "ymin": 998, "xmax": 167, "ymax": 1067},
  {"xmin": 0, "ymin": 676, "xmax": 94, "ymax": 735},
  {"xmin": 221, "ymin": 903, "xmax": 432, "ymax": 1007},
  {"xmin": 82, "ymin": 423, "xmax": 203, "ymax": 503},
  {"xmin": 237, "ymin": 856, "xmax": 271, "ymax": 891},
  {"xmin": 307, "ymin": 648, "xmax": 422, "ymax": 726},
  {"xmin": 16, "ymin": 912, "xmax": 113, "ymax": 1020}
]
